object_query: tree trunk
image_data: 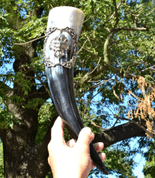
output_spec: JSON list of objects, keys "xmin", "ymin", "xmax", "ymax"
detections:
[{"xmin": 2, "ymin": 107, "xmax": 52, "ymax": 178}]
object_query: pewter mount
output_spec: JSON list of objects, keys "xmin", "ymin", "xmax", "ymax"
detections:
[{"xmin": 43, "ymin": 27, "xmax": 78, "ymax": 69}]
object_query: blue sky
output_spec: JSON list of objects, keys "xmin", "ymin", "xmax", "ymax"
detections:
[{"xmin": 87, "ymin": 88, "xmax": 147, "ymax": 177}]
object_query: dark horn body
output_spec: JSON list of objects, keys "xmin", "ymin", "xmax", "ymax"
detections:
[
  {"xmin": 44, "ymin": 6, "xmax": 108, "ymax": 175},
  {"xmin": 45, "ymin": 64, "xmax": 108, "ymax": 174}
]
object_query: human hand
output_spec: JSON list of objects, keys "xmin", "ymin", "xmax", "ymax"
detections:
[{"xmin": 48, "ymin": 116, "xmax": 106, "ymax": 178}]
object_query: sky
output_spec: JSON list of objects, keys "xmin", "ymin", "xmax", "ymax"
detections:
[
  {"xmin": 87, "ymin": 90, "xmax": 147, "ymax": 178},
  {"xmin": 133, "ymin": 153, "xmax": 145, "ymax": 178}
]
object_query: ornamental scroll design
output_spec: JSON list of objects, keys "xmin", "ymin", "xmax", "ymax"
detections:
[
  {"xmin": 49, "ymin": 35, "xmax": 70, "ymax": 58},
  {"xmin": 43, "ymin": 27, "xmax": 78, "ymax": 69}
]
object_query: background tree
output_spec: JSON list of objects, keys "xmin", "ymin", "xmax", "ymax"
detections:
[
  {"xmin": 0, "ymin": 139, "xmax": 4, "ymax": 177},
  {"xmin": 143, "ymin": 141, "xmax": 155, "ymax": 178},
  {"xmin": 0, "ymin": 0, "xmax": 155, "ymax": 177}
]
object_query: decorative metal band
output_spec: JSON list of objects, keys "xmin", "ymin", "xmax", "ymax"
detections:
[{"xmin": 43, "ymin": 27, "xmax": 78, "ymax": 69}]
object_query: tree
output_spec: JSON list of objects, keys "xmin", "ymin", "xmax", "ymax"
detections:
[
  {"xmin": 0, "ymin": 0, "xmax": 155, "ymax": 177},
  {"xmin": 0, "ymin": 139, "xmax": 4, "ymax": 177},
  {"xmin": 143, "ymin": 141, "xmax": 155, "ymax": 178}
]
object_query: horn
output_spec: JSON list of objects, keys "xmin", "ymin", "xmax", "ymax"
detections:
[{"xmin": 43, "ymin": 6, "xmax": 108, "ymax": 174}]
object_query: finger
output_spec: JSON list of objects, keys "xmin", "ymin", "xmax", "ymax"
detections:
[
  {"xmin": 48, "ymin": 157, "xmax": 51, "ymax": 165},
  {"xmin": 66, "ymin": 139, "xmax": 76, "ymax": 148},
  {"xmin": 100, "ymin": 152, "xmax": 106, "ymax": 161},
  {"xmin": 76, "ymin": 127, "xmax": 94, "ymax": 152},
  {"xmin": 93, "ymin": 142, "xmax": 104, "ymax": 152},
  {"xmin": 90, "ymin": 152, "xmax": 106, "ymax": 169},
  {"xmin": 51, "ymin": 116, "xmax": 65, "ymax": 144}
]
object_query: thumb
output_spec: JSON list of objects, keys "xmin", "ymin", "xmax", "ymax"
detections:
[
  {"xmin": 51, "ymin": 116, "xmax": 65, "ymax": 145},
  {"xmin": 76, "ymin": 127, "xmax": 94, "ymax": 153}
]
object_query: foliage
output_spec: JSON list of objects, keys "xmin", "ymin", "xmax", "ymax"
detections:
[
  {"xmin": 143, "ymin": 141, "xmax": 155, "ymax": 178},
  {"xmin": 0, "ymin": 140, "xmax": 4, "ymax": 178},
  {"xmin": 0, "ymin": 97, "xmax": 21, "ymax": 129},
  {"xmin": 0, "ymin": 0, "xmax": 155, "ymax": 177}
]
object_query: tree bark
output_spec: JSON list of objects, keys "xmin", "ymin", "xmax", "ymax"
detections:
[
  {"xmin": 94, "ymin": 121, "xmax": 146, "ymax": 148},
  {"xmin": 2, "ymin": 108, "xmax": 56, "ymax": 178},
  {"xmin": 0, "ymin": 37, "xmax": 54, "ymax": 177}
]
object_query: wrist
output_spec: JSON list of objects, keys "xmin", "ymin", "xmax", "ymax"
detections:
[{"xmin": 53, "ymin": 169, "xmax": 85, "ymax": 178}]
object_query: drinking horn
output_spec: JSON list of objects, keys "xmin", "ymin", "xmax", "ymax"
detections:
[{"xmin": 43, "ymin": 6, "xmax": 108, "ymax": 174}]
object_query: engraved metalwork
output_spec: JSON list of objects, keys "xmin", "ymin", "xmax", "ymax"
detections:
[
  {"xmin": 43, "ymin": 27, "xmax": 78, "ymax": 69},
  {"xmin": 49, "ymin": 34, "xmax": 70, "ymax": 58}
]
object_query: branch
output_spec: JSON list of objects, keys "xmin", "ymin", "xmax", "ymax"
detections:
[
  {"xmin": 113, "ymin": 0, "xmax": 119, "ymax": 29},
  {"xmin": 103, "ymin": 0, "xmax": 120, "ymax": 63},
  {"xmin": 141, "ymin": 65, "xmax": 155, "ymax": 72},
  {"xmin": 113, "ymin": 27, "xmax": 148, "ymax": 32},
  {"xmin": 36, "ymin": 6, "xmax": 44, "ymax": 17},
  {"xmin": 91, "ymin": 101, "xmax": 116, "ymax": 116},
  {"xmin": 104, "ymin": 32, "xmax": 114, "ymax": 64},
  {"xmin": 146, "ymin": 7, "xmax": 155, "ymax": 16},
  {"xmin": 0, "ymin": 81, "xmax": 11, "ymax": 93},
  {"xmin": 90, "ymin": 120, "xmax": 105, "ymax": 131},
  {"xmin": 0, "ymin": 81, "xmax": 13, "ymax": 106},
  {"xmin": 28, "ymin": 83, "xmax": 49, "ymax": 101},
  {"xmin": 130, "ymin": 119, "xmax": 155, "ymax": 139},
  {"xmin": 128, "ymin": 90, "xmax": 143, "ymax": 102},
  {"xmin": 87, "ymin": 57, "xmax": 102, "ymax": 76},
  {"xmin": 93, "ymin": 121, "xmax": 146, "ymax": 148},
  {"xmin": 103, "ymin": 2, "xmax": 121, "ymax": 27},
  {"xmin": 84, "ymin": 99, "xmax": 154, "ymax": 140},
  {"xmin": 75, "ymin": 60, "xmax": 122, "ymax": 90},
  {"xmin": 77, "ymin": 39, "xmax": 88, "ymax": 55},
  {"xmin": 14, "ymin": 35, "xmax": 45, "ymax": 46},
  {"xmin": 35, "ymin": 74, "xmax": 51, "ymax": 99},
  {"xmin": 103, "ymin": 26, "xmax": 148, "ymax": 64},
  {"xmin": 88, "ymin": 79, "xmax": 112, "ymax": 91},
  {"xmin": 112, "ymin": 75, "xmax": 122, "ymax": 101}
]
